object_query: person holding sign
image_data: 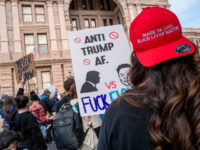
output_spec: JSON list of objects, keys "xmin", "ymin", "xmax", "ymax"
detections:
[{"xmin": 98, "ymin": 7, "xmax": 200, "ymax": 150}]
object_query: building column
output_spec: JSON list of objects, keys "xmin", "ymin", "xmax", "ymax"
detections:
[
  {"xmin": 197, "ymin": 39, "xmax": 200, "ymax": 48},
  {"xmin": 36, "ymin": 70, "xmax": 42, "ymax": 92},
  {"xmin": 0, "ymin": 0, "xmax": 9, "ymax": 53},
  {"xmin": 136, "ymin": 4, "xmax": 142, "ymax": 15},
  {"xmin": 47, "ymin": 0, "xmax": 58, "ymax": 51},
  {"xmin": 64, "ymin": 63, "xmax": 73, "ymax": 80},
  {"xmin": 0, "ymin": 67, "xmax": 13, "ymax": 95},
  {"xmin": 52, "ymin": 64, "xmax": 64, "ymax": 94},
  {"xmin": 128, "ymin": 4, "xmax": 137, "ymax": 22},
  {"xmin": 97, "ymin": 15, "xmax": 103, "ymax": 27},
  {"xmin": 11, "ymin": 0, "xmax": 22, "ymax": 52},
  {"xmin": 58, "ymin": 0, "xmax": 69, "ymax": 51},
  {"xmin": 79, "ymin": 15, "xmax": 84, "ymax": 29}
]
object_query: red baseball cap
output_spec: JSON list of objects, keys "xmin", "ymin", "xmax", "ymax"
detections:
[{"xmin": 129, "ymin": 7, "xmax": 195, "ymax": 67}]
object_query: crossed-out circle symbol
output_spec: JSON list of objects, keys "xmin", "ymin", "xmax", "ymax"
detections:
[
  {"xmin": 109, "ymin": 32, "xmax": 119, "ymax": 39},
  {"xmin": 83, "ymin": 59, "xmax": 90, "ymax": 65},
  {"xmin": 74, "ymin": 38, "xmax": 81, "ymax": 44}
]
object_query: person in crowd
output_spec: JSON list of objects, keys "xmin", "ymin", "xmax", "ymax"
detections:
[
  {"xmin": 62, "ymin": 77, "xmax": 102, "ymax": 137},
  {"xmin": 70, "ymin": 81, "xmax": 101, "ymax": 143},
  {"xmin": 29, "ymin": 91, "xmax": 54, "ymax": 141},
  {"xmin": 29, "ymin": 91, "xmax": 53, "ymax": 124},
  {"xmin": 54, "ymin": 82, "xmax": 83, "ymax": 150},
  {"xmin": 0, "ymin": 94, "xmax": 8, "ymax": 133},
  {"xmin": 1, "ymin": 96, "xmax": 16, "ymax": 131},
  {"xmin": 70, "ymin": 83, "xmax": 100, "ymax": 149},
  {"xmin": 8, "ymin": 77, "xmax": 25, "ymax": 131},
  {"xmin": 10, "ymin": 95, "xmax": 47, "ymax": 150},
  {"xmin": 56, "ymin": 77, "xmax": 75, "ymax": 112},
  {"xmin": 98, "ymin": 7, "xmax": 200, "ymax": 150},
  {"xmin": 50, "ymin": 89, "xmax": 59, "ymax": 113},
  {"xmin": 40, "ymin": 89, "xmax": 53, "ymax": 115},
  {"xmin": 0, "ymin": 94, "xmax": 8, "ymax": 114},
  {"xmin": 69, "ymin": 83, "xmax": 84, "ymax": 150},
  {"xmin": 57, "ymin": 77, "xmax": 102, "ymax": 137},
  {"xmin": 0, "ymin": 130, "xmax": 23, "ymax": 150},
  {"xmin": 40, "ymin": 89, "xmax": 55, "ymax": 144}
]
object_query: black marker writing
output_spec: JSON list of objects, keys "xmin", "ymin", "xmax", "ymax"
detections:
[{"xmin": 81, "ymin": 42, "xmax": 114, "ymax": 56}]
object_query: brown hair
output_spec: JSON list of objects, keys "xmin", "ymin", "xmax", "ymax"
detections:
[
  {"xmin": 0, "ymin": 130, "xmax": 23, "ymax": 149},
  {"xmin": 68, "ymin": 83, "xmax": 77, "ymax": 100},
  {"xmin": 4, "ymin": 96, "xmax": 15, "ymax": 119},
  {"xmin": 123, "ymin": 50, "xmax": 200, "ymax": 149},
  {"xmin": 64, "ymin": 78, "xmax": 75, "ymax": 92},
  {"xmin": 15, "ymin": 96, "xmax": 29, "ymax": 109}
]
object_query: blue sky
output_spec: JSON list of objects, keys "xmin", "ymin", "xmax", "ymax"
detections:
[{"xmin": 168, "ymin": 0, "xmax": 200, "ymax": 28}]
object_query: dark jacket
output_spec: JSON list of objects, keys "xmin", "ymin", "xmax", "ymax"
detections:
[
  {"xmin": 80, "ymin": 81, "xmax": 97, "ymax": 93},
  {"xmin": 10, "ymin": 111, "xmax": 47, "ymax": 150},
  {"xmin": 56, "ymin": 96, "xmax": 70, "ymax": 112},
  {"xmin": 40, "ymin": 95, "xmax": 53, "ymax": 115},
  {"xmin": 98, "ymin": 96, "xmax": 155, "ymax": 150}
]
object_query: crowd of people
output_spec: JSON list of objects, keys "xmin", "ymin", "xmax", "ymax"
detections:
[
  {"xmin": 0, "ymin": 76, "xmax": 101, "ymax": 150},
  {"xmin": 0, "ymin": 7, "xmax": 200, "ymax": 150}
]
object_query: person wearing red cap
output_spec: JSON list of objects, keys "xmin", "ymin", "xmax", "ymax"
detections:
[{"xmin": 98, "ymin": 7, "xmax": 200, "ymax": 150}]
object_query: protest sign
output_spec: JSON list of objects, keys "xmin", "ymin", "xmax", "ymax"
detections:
[
  {"xmin": 14, "ymin": 53, "xmax": 36, "ymax": 83},
  {"xmin": 68, "ymin": 25, "xmax": 132, "ymax": 116}
]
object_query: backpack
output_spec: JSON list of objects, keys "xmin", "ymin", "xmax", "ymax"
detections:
[{"xmin": 52, "ymin": 102, "xmax": 85, "ymax": 149}]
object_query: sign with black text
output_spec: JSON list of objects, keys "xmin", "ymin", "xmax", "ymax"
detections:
[
  {"xmin": 68, "ymin": 25, "xmax": 132, "ymax": 116},
  {"xmin": 14, "ymin": 53, "xmax": 36, "ymax": 83}
]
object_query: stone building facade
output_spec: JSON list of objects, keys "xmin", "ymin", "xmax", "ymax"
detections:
[{"xmin": 0, "ymin": 0, "xmax": 199, "ymax": 96}]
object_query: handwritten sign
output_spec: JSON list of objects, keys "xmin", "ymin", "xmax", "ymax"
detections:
[
  {"xmin": 14, "ymin": 53, "xmax": 36, "ymax": 83},
  {"xmin": 68, "ymin": 25, "xmax": 132, "ymax": 116}
]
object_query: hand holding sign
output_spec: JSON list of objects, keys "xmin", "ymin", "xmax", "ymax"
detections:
[{"xmin": 19, "ymin": 76, "xmax": 26, "ymax": 89}]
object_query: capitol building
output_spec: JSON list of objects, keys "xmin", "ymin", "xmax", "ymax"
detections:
[{"xmin": 0, "ymin": 0, "xmax": 199, "ymax": 95}]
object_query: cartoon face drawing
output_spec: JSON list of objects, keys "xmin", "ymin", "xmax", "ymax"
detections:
[
  {"xmin": 118, "ymin": 68, "xmax": 129, "ymax": 86},
  {"xmin": 117, "ymin": 64, "xmax": 130, "ymax": 86}
]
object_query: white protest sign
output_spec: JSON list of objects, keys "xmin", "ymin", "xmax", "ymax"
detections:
[{"xmin": 68, "ymin": 25, "xmax": 132, "ymax": 116}]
